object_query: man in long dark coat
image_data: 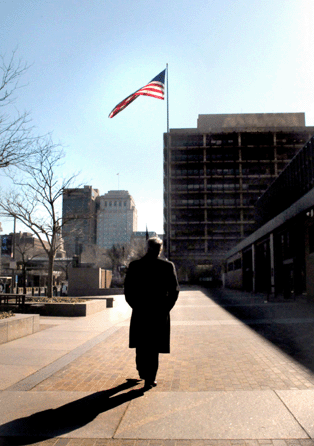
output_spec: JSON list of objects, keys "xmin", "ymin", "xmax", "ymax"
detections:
[{"xmin": 124, "ymin": 236, "xmax": 179, "ymax": 389}]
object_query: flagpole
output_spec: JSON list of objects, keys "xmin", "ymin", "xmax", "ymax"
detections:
[
  {"xmin": 166, "ymin": 63, "xmax": 169, "ymax": 134},
  {"xmin": 166, "ymin": 63, "xmax": 170, "ymax": 259}
]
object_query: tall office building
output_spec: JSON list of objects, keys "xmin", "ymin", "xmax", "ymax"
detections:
[
  {"xmin": 96, "ymin": 190, "xmax": 138, "ymax": 249},
  {"xmin": 62, "ymin": 185, "xmax": 99, "ymax": 257},
  {"xmin": 164, "ymin": 113, "xmax": 314, "ymax": 280}
]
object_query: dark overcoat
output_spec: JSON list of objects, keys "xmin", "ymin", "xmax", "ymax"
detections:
[{"xmin": 124, "ymin": 254, "xmax": 179, "ymax": 353}]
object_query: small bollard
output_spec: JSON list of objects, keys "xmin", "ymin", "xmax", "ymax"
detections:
[{"xmin": 106, "ymin": 298, "xmax": 114, "ymax": 308}]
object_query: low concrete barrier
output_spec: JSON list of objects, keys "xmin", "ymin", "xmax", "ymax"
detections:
[
  {"xmin": 23, "ymin": 298, "xmax": 114, "ymax": 317},
  {"xmin": 0, "ymin": 314, "xmax": 40, "ymax": 345},
  {"xmin": 67, "ymin": 288, "xmax": 124, "ymax": 297}
]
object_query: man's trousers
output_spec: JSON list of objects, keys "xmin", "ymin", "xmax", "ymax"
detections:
[{"xmin": 135, "ymin": 347, "xmax": 159, "ymax": 382}]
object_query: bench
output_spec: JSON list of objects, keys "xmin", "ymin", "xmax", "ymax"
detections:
[{"xmin": 0, "ymin": 293, "xmax": 26, "ymax": 308}]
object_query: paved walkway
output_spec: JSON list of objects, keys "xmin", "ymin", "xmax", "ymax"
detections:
[{"xmin": 1, "ymin": 287, "xmax": 314, "ymax": 445}]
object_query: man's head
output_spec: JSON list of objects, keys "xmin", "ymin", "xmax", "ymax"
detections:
[{"xmin": 147, "ymin": 236, "xmax": 163, "ymax": 258}]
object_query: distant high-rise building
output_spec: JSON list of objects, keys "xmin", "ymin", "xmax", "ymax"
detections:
[
  {"xmin": 62, "ymin": 185, "xmax": 99, "ymax": 257},
  {"xmin": 164, "ymin": 113, "xmax": 314, "ymax": 280},
  {"xmin": 132, "ymin": 231, "xmax": 157, "ymax": 241},
  {"xmin": 1, "ymin": 232, "xmax": 50, "ymax": 260},
  {"xmin": 96, "ymin": 190, "xmax": 138, "ymax": 249}
]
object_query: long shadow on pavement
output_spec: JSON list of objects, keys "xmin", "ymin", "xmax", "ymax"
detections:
[
  {"xmin": 206, "ymin": 287, "xmax": 314, "ymax": 374},
  {"xmin": 0, "ymin": 379, "xmax": 144, "ymax": 445}
]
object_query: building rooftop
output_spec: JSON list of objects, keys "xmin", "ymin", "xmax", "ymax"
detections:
[
  {"xmin": 197, "ymin": 112, "xmax": 306, "ymax": 131},
  {"xmin": 102, "ymin": 190, "xmax": 132, "ymax": 198},
  {"xmin": 169, "ymin": 113, "xmax": 310, "ymax": 134}
]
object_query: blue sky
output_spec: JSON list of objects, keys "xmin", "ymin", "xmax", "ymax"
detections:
[{"xmin": 1, "ymin": 0, "xmax": 313, "ymax": 235}]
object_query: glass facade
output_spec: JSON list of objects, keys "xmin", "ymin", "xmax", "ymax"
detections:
[
  {"xmin": 256, "ymin": 135, "xmax": 314, "ymax": 227},
  {"xmin": 62, "ymin": 186, "xmax": 99, "ymax": 257}
]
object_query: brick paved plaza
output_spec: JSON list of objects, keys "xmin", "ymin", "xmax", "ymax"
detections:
[{"xmin": 1, "ymin": 287, "xmax": 314, "ymax": 445}]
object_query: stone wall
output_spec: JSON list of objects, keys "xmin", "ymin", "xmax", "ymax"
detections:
[{"xmin": 68, "ymin": 267, "xmax": 112, "ymax": 296}]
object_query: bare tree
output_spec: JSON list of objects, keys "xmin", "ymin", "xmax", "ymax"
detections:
[
  {"xmin": 106, "ymin": 244, "xmax": 126, "ymax": 274},
  {"xmin": 128, "ymin": 238, "xmax": 147, "ymax": 261},
  {"xmin": 0, "ymin": 139, "xmax": 79, "ymax": 297},
  {"xmin": 0, "ymin": 50, "xmax": 38, "ymax": 169},
  {"xmin": 80, "ymin": 244, "xmax": 108, "ymax": 268},
  {"xmin": 15, "ymin": 238, "xmax": 42, "ymax": 293}
]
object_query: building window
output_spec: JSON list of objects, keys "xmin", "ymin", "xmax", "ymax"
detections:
[
  {"xmin": 234, "ymin": 258, "xmax": 242, "ymax": 270},
  {"xmin": 172, "ymin": 134, "xmax": 203, "ymax": 147}
]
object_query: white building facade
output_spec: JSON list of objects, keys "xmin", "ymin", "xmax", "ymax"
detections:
[{"xmin": 96, "ymin": 190, "xmax": 138, "ymax": 249}]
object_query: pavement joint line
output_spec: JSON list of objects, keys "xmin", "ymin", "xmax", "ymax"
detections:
[
  {"xmin": 220, "ymin": 302, "xmax": 307, "ymax": 307},
  {"xmin": 120, "ymin": 318, "xmax": 314, "ymax": 328},
  {"xmin": 245, "ymin": 318, "xmax": 314, "ymax": 324},
  {"xmin": 274, "ymin": 389, "xmax": 312, "ymax": 439},
  {"xmin": 112, "ymin": 395, "xmax": 133, "ymax": 438},
  {"xmin": 6, "ymin": 324, "xmax": 125, "ymax": 392}
]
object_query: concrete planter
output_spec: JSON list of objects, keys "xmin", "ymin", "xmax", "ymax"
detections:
[
  {"xmin": 0, "ymin": 314, "xmax": 40, "ymax": 345},
  {"xmin": 23, "ymin": 298, "xmax": 114, "ymax": 317},
  {"xmin": 67, "ymin": 288, "xmax": 124, "ymax": 297}
]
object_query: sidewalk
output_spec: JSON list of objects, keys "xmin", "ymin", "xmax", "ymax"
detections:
[{"xmin": 0, "ymin": 287, "xmax": 314, "ymax": 445}]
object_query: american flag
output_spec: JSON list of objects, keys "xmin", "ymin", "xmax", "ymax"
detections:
[{"xmin": 109, "ymin": 69, "xmax": 166, "ymax": 118}]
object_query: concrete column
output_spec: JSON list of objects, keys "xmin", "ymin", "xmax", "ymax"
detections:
[
  {"xmin": 274, "ymin": 133, "xmax": 278, "ymax": 176},
  {"xmin": 269, "ymin": 232, "xmax": 275, "ymax": 296},
  {"xmin": 238, "ymin": 134, "xmax": 244, "ymax": 237},
  {"xmin": 252, "ymin": 243, "xmax": 256, "ymax": 293},
  {"xmin": 203, "ymin": 142, "xmax": 207, "ymax": 253}
]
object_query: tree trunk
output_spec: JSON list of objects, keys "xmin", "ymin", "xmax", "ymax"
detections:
[
  {"xmin": 22, "ymin": 265, "xmax": 27, "ymax": 294},
  {"xmin": 47, "ymin": 252, "xmax": 55, "ymax": 298}
]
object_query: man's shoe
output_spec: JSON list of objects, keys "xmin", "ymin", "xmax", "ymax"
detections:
[{"xmin": 144, "ymin": 380, "xmax": 157, "ymax": 389}]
